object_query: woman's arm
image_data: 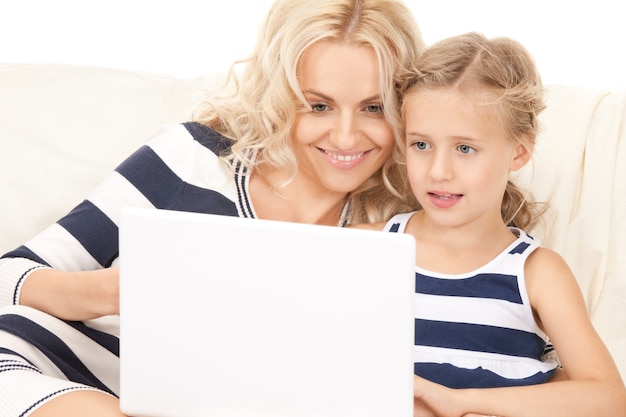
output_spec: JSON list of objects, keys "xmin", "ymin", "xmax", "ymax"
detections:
[
  {"xmin": 413, "ymin": 248, "xmax": 626, "ymax": 417},
  {"xmin": 19, "ymin": 267, "xmax": 119, "ymax": 321},
  {"xmin": 0, "ymin": 124, "xmax": 205, "ymax": 320}
]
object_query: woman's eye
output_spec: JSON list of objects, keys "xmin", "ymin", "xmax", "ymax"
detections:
[
  {"xmin": 365, "ymin": 104, "xmax": 383, "ymax": 114},
  {"xmin": 458, "ymin": 144, "xmax": 475, "ymax": 154},
  {"xmin": 311, "ymin": 104, "xmax": 329, "ymax": 112}
]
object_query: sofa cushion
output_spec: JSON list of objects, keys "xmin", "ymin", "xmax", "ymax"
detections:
[{"xmin": 0, "ymin": 63, "xmax": 219, "ymax": 253}]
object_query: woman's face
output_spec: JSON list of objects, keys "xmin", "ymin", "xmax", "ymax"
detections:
[{"xmin": 292, "ymin": 41, "xmax": 394, "ymax": 196}]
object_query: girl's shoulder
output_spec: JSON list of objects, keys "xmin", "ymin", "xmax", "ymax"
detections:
[
  {"xmin": 382, "ymin": 212, "xmax": 417, "ymax": 233},
  {"xmin": 349, "ymin": 222, "xmax": 386, "ymax": 231},
  {"xmin": 350, "ymin": 212, "xmax": 417, "ymax": 233}
]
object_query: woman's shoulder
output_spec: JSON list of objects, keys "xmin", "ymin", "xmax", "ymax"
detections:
[
  {"xmin": 181, "ymin": 122, "xmax": 235, "ymax": 156},
  {"xmin": 138, "ymin": 122, "xmax": 236, "ymax": 162}
]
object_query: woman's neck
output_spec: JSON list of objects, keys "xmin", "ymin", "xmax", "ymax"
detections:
[{"xmin": 248, "ymin": 168, "xmax": 347, "ymax": 226}]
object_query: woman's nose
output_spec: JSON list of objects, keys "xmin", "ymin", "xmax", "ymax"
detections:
[{"xmin": 332, "ymin": 113, "xmax": 359, "ymax": 150}]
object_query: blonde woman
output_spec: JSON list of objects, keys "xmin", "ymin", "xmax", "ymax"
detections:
[{"xmin": 0, "ymin": 1, "xmax": 424, "ymax": 415}]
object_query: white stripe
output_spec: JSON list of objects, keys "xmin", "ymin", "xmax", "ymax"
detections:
[
  {"xmin": 24, "ymin": 224, "xmax": 100, "ymax": 271},
  {"xmin": 87, "ymin": 171, "xmax": 154, "ymax": 226},
  {"xmin": 0, "ymin": 258, "xmax": 45, "ymax": 306},
  {"xmin": 0, "ymin": 365, "xmax": 99, "ymax": 417},
  {"xmin": 0, "ymin": 355, "xmax": 101, "ymax": 417},
  {"xmin": 414, "ymin": 345, "xmax": 558, "ymax": 379},
  {"xmin": 147, "ymin": 124, "xmax": 238, "ymax": 200},
  {"xmin": 415, "ymin": 292, "xmax": 538, "ymax": 332}
]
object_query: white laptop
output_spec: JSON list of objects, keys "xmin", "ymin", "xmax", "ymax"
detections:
[{"xmin": 118, "ymin": 207, "xmax": 415, "ymax": 417}]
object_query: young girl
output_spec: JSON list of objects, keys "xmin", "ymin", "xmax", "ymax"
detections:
[{"xmin": 360, "ymin": 32, "xmax": 626, "ymax": 416}]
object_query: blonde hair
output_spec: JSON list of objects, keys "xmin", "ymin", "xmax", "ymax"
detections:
[
  {"xmin": 399, "ymin": 32, "xmax": 547, "ymax": 229},
  {"xmin": 194, "ymin": 0, "xmax": 424, "ymax": 223}
]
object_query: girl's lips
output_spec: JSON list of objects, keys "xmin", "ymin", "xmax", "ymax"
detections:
[
  {"xmin": 318, "ymin": 147, "xmax": 372, "ymax": 169},
  {"xmin": 427, "ymin": 191, "xmax": 462, "ymax": 209}
]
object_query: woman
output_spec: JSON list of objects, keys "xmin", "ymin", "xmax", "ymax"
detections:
[{"xmin": 0, "ymin": 0, "xmax": 424, "ymax": 415}]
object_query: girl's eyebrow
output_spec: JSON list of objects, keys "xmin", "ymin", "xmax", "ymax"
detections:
[
  {"xmin": 405, "ymin": 131, "xmax": 428, "ymax": 138},
  {"xmin": 303, "ymin": 89, "xmax": 381, "ymax": 105},
  {"xmin": 452, "ymin": 134, "xmax": 486, "ymax": 143},
  {"xmin": 405, "ymin": 131, "xmax": 484, "ymax": 143}
]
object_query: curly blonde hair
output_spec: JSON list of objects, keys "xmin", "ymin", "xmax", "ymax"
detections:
[
  {"xmin": 194, "ymin": 0, "xmax": 424, "ymax": 224},
  {"xmin": 398, "ymin": 32, "xmax": 547, "ymax": 230}
]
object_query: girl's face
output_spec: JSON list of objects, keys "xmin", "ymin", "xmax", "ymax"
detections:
[
  {"xmin": 404, "ymin": 87, "xmax": 529, "ymax": 230},
  {"xmin": 292, "ymin": 41, "xmax": 394, "ymax": 196}
]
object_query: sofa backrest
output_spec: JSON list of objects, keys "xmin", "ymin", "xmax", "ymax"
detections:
[{"xmin": 0, "ymin": 63, "xmax": 625, "ymax": 378}]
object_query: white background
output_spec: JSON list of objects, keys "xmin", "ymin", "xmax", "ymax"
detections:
[{"xmin": 1, "ymin": 0, "xmax": 624, "ymax": 92}]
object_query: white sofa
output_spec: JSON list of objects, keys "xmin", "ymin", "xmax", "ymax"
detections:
[{"xmin": 1, "ymin": 63, "xmax": 625, "ymax": 379}]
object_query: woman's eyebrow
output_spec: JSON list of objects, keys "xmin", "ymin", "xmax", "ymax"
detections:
[
  {"xmin": 359, "ymin": 94, "xmax": 382, "ymax": 105},
  {"xmin": 303, "ymin": 89, "xmax": 333, "ymax": 101},
  {"xmin": 303, "ymin": 89, "xmax": 381, "ymax": 105}
]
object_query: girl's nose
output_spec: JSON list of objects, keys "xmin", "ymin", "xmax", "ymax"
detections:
[{"xmin": 429, "ymin": 151, "xmax": 453, "ymax": 181}]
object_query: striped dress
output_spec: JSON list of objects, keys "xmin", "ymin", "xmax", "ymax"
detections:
[
  {"xmin": 384, "ymin": 212, "xmax": 558, "ymax": 389},
  {"xmin": 0, "ymin": 122, "xmax": 255, "ymax": 416}
]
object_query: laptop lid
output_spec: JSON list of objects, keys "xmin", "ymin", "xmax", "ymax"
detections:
[{"xmin": 119, "ymin": 207, "xmax": 415, "ymax": 417}]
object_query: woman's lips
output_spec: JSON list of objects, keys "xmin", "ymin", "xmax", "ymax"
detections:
[{"xmin": 318, "ymin": 147, "xmax": 372, "ymax": 169}]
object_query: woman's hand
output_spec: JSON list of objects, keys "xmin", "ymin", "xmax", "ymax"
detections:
[{"xmin": 19, "ymin": 266, "xmax": 120, "ymax": 320}]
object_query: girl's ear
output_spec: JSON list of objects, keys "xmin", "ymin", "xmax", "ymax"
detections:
[{"xmin": 510, "ymin": 135, "xmax": 533, "ymax": 171}]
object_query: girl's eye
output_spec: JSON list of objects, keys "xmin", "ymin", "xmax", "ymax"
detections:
[
  {"xmin": 311, "ymin": 103, "xmax": 329, "ymax": 112},
  {"xmin": 458, "ymin": 144, "xmax": 475, "ymax": 154},
  {"xmin": 412, "ymin": 141, "xmax": 430, "ymax": 150}
]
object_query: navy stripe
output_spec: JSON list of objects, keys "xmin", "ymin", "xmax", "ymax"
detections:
[
  {"xmin": 415, "ymin": 362, "xmax": 554, "ymax": 389},
  {"xmin": 116, "ymin": 140, "xmax": 238, "ymax": 216},
  {"xmin": 57, "ymin": 200, "xmax": 118, "ymax": 268},
  {"xmin": 173, "ymin": 183, "xmax": 238, "ymax": 216},
  {"xmin": 182, "ymin": 122, "xmax": 234, "ymax": 156},
  {"xmin": 0, "ymin": 314, "xmax": 115, "ymax": 395},
  {"xmin": 1, "ymin": 246, "xmax": 49, "ymax": 264},
  {"xmin": 509, "ymin": 241, "xmax": 530, "ymax": 254},
  {"xmin": 416, "ymin": 272, "xmax": 523, "ymax": 304},
  {"xmin": 415, "ymin": 318, "xmax": 546, "ymax": 358},
  {"xmin": 115, "ymin": 145, "xmax": 184, "ymax": 208},
  {"xmin": 389, "ymin": 222, "xmax": 401, "ymax": 233}
]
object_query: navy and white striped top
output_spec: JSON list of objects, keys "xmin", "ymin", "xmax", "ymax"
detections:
[
  {"xmin": 0, "ymin": 122, "xmax": 251, "ymax": 307},
  {"xmin": 384, "ymin": 212, "xmax": 558, "ymax": 389}
]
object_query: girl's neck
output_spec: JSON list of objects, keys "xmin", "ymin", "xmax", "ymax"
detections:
[{"xmin": 407, "ymin": 211, "xmax": 518, "ymax": 274}]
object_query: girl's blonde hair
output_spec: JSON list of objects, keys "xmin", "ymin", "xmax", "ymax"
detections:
[
  {"xmin": 194, "ymin": 0, "xmax": 424, "ymax": 224},
  {"xmin": 399, "ymin": 32, "xmax": 547, "ymax": 229}
]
